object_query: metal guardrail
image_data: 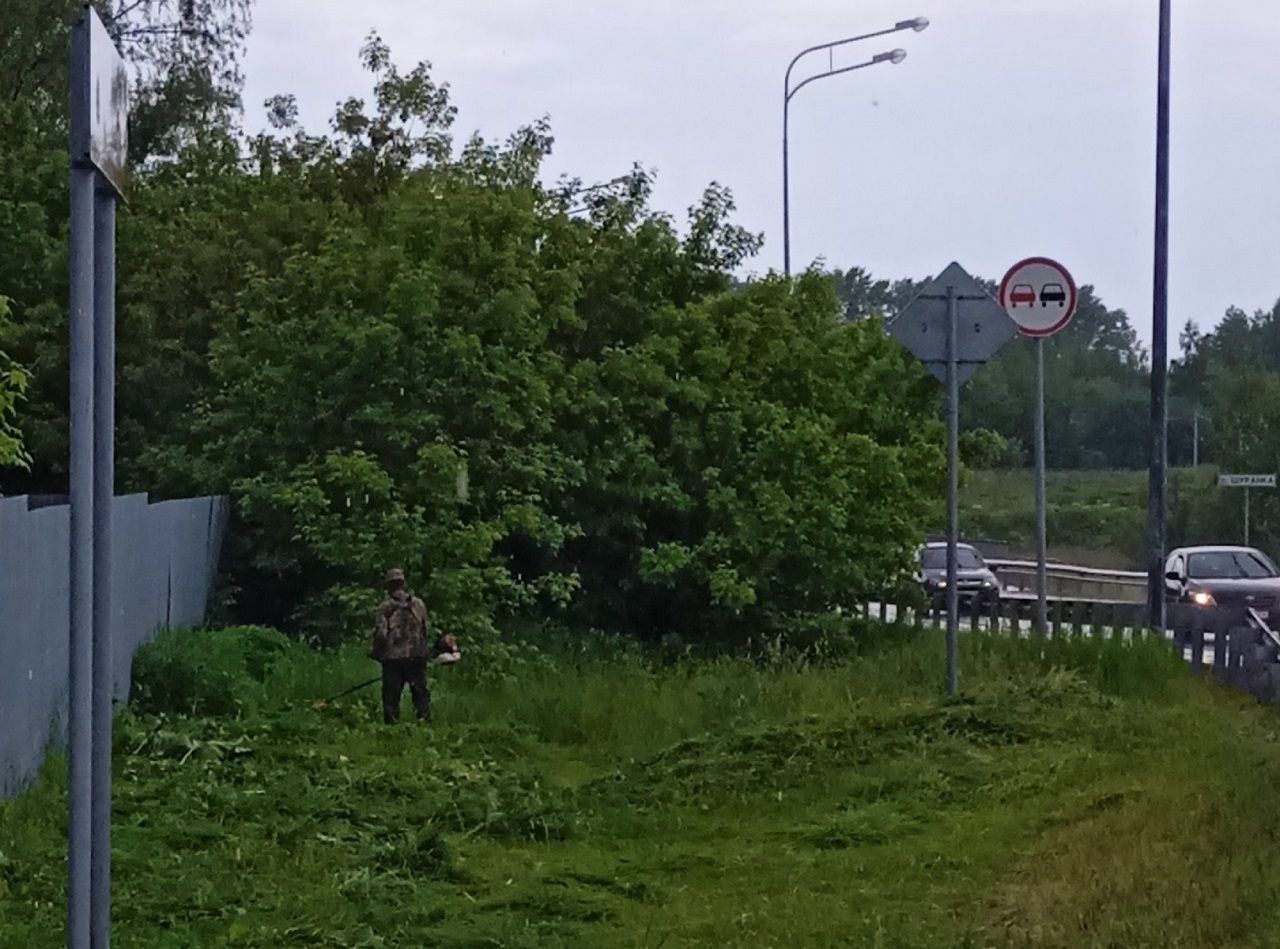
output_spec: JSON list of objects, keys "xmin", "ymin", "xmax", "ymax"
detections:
[
  {"xmin": 986, "ymin": 558, "xmax": 1146, "ymax": 583},
  {"xmin": 866, "ymin": 596, "xmax": 1280, "ymax": 705},
  {"xmin": 986, "ymin": 558, "xmax": 1146, "ymax": 602},
  {"xmin": 1169, "ymin": 604, "xmax": 1280, "ymax": 702},
  {"xmin": 1249, "ymin": 607, "xmax": 1280, "ymax": 653}
]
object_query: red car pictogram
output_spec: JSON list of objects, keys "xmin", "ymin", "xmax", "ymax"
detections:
[{"xmin": 1009, "ymin": 284, "xmax": 1036, "ymax": 307}]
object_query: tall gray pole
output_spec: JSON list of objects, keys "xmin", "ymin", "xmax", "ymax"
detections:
[
  {"xmin": 1148, "ymin": 0, "xmax": 1172, "ymax": 632},
  {"xmin": 783, "ymin": 97, "xmax": 792, "ymax": 276},
  {"xmin": 1034, "ymin": 337, "xmax": 1048, "ymax": 636},
  {"xmin": 68, "ymin": 21, "xmax": 96, "ymax": 948},
  {"xmin": 1192, "ymin": 410, "xmax": 1199, "ymax": 467},
  {"xmin": 90, "ymin": 184, "xmax": 116, "ymax": 948},
  {"xmin": 946, "ymin": 284, "xmax": 959, "ymax": 695},
  {"xmin": 1244, "ymin": 487, "xmax": 1250, "ymax": 547}
]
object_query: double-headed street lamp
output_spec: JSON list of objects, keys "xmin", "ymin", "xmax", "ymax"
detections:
[{"xmin": 783, "ymin": 17, "xmax": 929, "ymax": 275}]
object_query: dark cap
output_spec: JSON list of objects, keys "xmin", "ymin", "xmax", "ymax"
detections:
[{"xmin": 385, "ymin": 568, "xmax": 406, "ymax": 585}]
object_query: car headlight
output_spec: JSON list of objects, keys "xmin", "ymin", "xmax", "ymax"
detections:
[
  {"xmin": 936, "ymin": 580, "xmax": 947, "ymax": 589},
  {"xmin": 981, "ymin": 579, "xmax": 993, "ymax": 588},
  {"xmin": 1191, "ymin": 590, "xmax": 1215, "ymax": 607}
]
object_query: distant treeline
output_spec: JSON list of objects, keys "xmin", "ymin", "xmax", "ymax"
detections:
[{"xmin": 829, "ymin": 266, "xmax": 1269, "ymax": 474}]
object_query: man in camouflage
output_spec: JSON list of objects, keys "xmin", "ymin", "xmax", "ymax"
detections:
[{"xmin": 371, "ymin": 568, "xmax": 432, "ymax": 724}]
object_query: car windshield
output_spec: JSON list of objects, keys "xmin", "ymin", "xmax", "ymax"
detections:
[
  {"xmin": 921, "ymin": 548, "xmax": 983, "ymax": 570},
  {"xmin": 1186, "ymin": 551, "xmax": 1276, "ymax": 579}
]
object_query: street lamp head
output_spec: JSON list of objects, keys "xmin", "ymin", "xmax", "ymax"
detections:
[
  {"xmin": 897, "ymin": 16, "xmax": 930, "ymax": 32},
  {"xmin": 873, "ymin": 48, "xmax": 909, "ymax": 65}
]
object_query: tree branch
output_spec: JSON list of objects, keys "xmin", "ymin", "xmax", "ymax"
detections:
[{"xmin": 108, "ymin": 0, "xmax": 152, "ymax": 25}]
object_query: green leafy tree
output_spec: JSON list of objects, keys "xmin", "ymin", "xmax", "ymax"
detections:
[
  {"xmin": 960, "ymin": 428, "xmax": 1016, "ymax": 470},
  {"xmin": 0, "ymin": 296, "xmax": 29, "ymax": 470},
  {"xmin": 564, "ymin": 273, "xmax": 943, "ymax": 643},
  {"xmin": 2, "ymin": 25, "xmax": 947, "ymax": 646},
  {"xmin": 0, "ymin": 0, "xmax": 254, "ymax": 493}
]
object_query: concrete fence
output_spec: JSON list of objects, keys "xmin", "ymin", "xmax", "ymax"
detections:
[{"xmin": 0, "ymin": 493, "xmax": 228, "ymax": 798}]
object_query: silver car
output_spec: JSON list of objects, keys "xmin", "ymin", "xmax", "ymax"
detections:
[{"xmin": 1164, "ymin": 545, "xmax": 1280, "ymax": 618}]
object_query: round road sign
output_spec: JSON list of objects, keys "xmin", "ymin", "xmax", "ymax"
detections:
[{"xmin": 998, "ymin": 257, "xmax": 1078, "ymax": 337}]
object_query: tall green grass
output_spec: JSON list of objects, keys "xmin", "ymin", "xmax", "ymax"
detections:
[{"xmin": 3, "ymin": 623, "xmax": 1280, "ymax": 947}]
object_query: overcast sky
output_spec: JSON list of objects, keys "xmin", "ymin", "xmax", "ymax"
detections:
[{"xmin": 242, "ymin": 1, "xmax": 1280, "ymax": 349}]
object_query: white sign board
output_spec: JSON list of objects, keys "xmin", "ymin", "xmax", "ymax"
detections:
[
  {"xmin": 74, "ymin": 9, "xmax": 129, "ymax": 197},
  {"xmin": 998, "ymin": 257, "xmax": 1078, "ymax": 337},
  {"xmin": 1219, "ymin": 474, "xmax": 1276, "ymax": 488}
]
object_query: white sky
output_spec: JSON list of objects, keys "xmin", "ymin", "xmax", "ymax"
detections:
[{"xmin": 242, "ymin": 1, "xmax": 1280, "ymax": 349}]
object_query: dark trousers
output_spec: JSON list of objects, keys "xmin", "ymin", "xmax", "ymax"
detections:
[{"xmin": 380, "ymin": 658, "xmax": 431, "ymax": 724}]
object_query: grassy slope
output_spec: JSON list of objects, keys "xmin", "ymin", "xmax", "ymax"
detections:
[
  {"xmin": 4, "ymin": 626, "xmax": 1280, "ymax": 947},
  {"xmin": 960, "ymin": 469, "xmax": 1150, "ymax": 568}
]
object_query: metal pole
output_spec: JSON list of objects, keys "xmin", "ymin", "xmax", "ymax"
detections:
[
  {"xmin": 1192, "ymin": 410, "xmax": 1199, "ymax": 467},
  {"xmin": 90, "ymin": 183, "xmax": 116, "ymax": 949},
  {"xmin": 1244, "ymin": 487, "xmax": 1250, "ymax": 546},
  {"xmin": 1148, "ymin": 0, "xmax": 1172, "ymax": 632},
  {"xmin": 1034, "ymin": 337, "xmax": 1048, "ymax": 636},
  {"xmin": 781, "ymin": 21, "xmax": 924, "ymax": 277},
  {"xmin": 67, "ymin": 20, "xmax": 95, "ymax": 949},
  {"xmin": 946, "ymin": 283, "xmax": 959, "ymax": 695},
  {"xmin": 783, "ymin": 95, "xmax": 791, "ymax": 276}
]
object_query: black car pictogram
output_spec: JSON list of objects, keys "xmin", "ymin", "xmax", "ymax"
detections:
[{"xmin": 1040, "ymin": 283, "xmax": 1067, "ymax": 307}]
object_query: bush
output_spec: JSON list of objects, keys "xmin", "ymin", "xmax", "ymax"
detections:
[
  {"xmin": 130, "ymin": 626, "xmax": 296, "ymax": 717},
  {"xmin": 960, "ymin": 428, "xmax": 1013, "ymax": 470}
]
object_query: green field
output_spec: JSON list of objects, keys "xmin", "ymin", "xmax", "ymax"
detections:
[
  {"xmin": 5, "ymin": 624, "xmax": 1280, "ymax": 947},
  {"xmin": 957, "ymin": 467, "xmax": 1235, "ymax": 569}
]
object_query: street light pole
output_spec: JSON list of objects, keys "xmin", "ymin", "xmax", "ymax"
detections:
[{"xmin": 782, "ymin": 17, "xmax": 928, "ymax": 276}]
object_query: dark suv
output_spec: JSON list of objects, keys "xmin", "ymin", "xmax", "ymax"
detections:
[
  {"xmin": 918, "ymin": 543, "xmax": 1002, "ymax": 608},
  {"xmin": 1164, "ymin": 546, "xmax": 1280, "ymax": 619}
]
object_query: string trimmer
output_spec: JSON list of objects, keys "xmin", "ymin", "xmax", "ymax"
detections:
[{"xmin": 314, "ymin": 634, "xmax": 462, "ymax": 709}]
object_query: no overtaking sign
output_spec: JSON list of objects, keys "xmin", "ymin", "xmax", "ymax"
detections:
[{"xmin": 999, "ymin": 257, "xmax": 1078, "ymax": 337}]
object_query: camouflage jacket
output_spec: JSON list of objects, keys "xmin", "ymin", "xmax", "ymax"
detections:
[{"xmin": 371, "ymin": 592, "xmax": 429, "ymax": 661}]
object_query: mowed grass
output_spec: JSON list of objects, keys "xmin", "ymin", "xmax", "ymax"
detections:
[{"xmin": 4, "ymin": 624, "xmax": 1280, "ymax": 947}]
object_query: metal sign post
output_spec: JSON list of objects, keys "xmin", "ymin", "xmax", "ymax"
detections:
[
  {"xmin": 998, "ymin": 257, "xmax": 1079, "ymax": 637},
  {"xmin": 945, "ymin": 285, "xmax": 959, "ymax": 694},
  {"xmin": 69, "ymin": 9, "xmax": 127, "ymax": 949},
  {"xmin": 1033, "ymin": 337, "xmax": 1047, "ymax": 631},
  {"xmin": 889, "ymin": 263, "xmax": 1016, "ymax": 694},
  {"xmin": 1219, "ymin": 474, "xmax": 1276, "ymax": 546}
]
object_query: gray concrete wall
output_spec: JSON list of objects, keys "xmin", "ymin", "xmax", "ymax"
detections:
[{"xmin": 0, "ymin": 493, "xmax": 227, "ymax": 797}]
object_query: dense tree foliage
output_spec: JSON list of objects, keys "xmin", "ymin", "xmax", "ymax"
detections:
[
  {"xmin": 0, "ymin": 296, "xmax": 29, "ymax": 470},
  {"xmin": 0, "ymin": 22, "xmax": 944, "ymax": 645},
  {"xmin": 0, "ymin": 0, "xmax": 250, "ymax": 161},
  {"xmin": 1168, "ymin": 302, "xmax": 1280, "ymax": 552}
]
